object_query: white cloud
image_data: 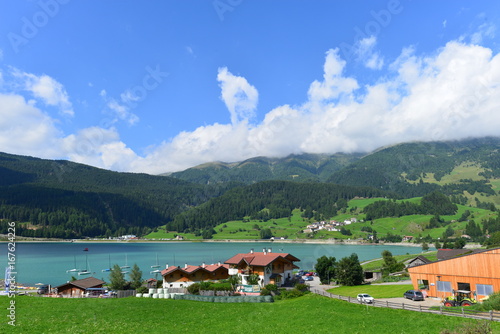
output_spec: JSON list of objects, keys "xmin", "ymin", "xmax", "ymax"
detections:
[
  {"xmin": 355, "ymin": 36, "xmax": 384, "ymax": 70},
  {"xmin": 100, "ymin": 89, "xmax": 140, "ymax": 126},
  {"xmin": 217, "ymin": 67, "xmax": 258, "ymax": 125},
  {"xmin": 3, "ymin": 32, "xmax": 500, "ymax": 175},
  {"xmin": 131, "ymin": 40, "xmax": 500, "ymax": 174},
  {"xmin": 470, "ymin": 22, "xmax": 495, "ymax": 44},
  {"xmin": 12, "ymin": 69, "xmax": 74, "ymax": 116},
  {"xmin": 0, "ymin": 93, "xmax": 63, "ymax": 157},
  {"xmin": 307, "ymin": 49, "xmax": 358, "ymax": 102}
]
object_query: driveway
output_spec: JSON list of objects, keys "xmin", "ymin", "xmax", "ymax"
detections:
[{"xmin": 376, "ymin": 296, "xmax": 442, "ymax": 307}]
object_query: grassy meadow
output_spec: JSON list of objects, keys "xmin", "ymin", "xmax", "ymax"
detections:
[
  {"xmin": 143, "ymin": 197, "xmax": 497, "ymax": 242},
  {"xmin": 361, "ymin": 251, "xmax": 438, "ymax": 272},
  {"xmin": 327, "ymin": 283, "xmax": 414, "ymax": 298},
  {"xmin": 2, "ymin": 294, "xmax": 499, "ymax": 333}
]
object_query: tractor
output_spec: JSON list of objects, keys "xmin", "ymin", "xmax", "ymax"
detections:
[{"xmin": 443, "ymin": 290, "xmax": 477, "ymax": 307}]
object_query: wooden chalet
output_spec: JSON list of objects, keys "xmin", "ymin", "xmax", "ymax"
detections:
[
  {"xmin": 161, "ymin": 263, "xmax": 229, "ymax": 289},
  {"xmin": 405, "ymin": 255, "xmax": 432, "ymax": 268},
  {"xmin": 408, "ymin": 247, "xmax": 500, "ymax": 299},
  {"xmin": 224, "ymin": 248, "xmax": 300, "ymax": 287},
  {"xmin": 54, "ymin": 277, "xmax": 106, "ymax": 297}
]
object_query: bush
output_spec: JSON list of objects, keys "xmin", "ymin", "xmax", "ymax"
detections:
[
  {"xmin": 294, "ymin": 283, "xmax": 309, "ymax": 292},
  {"xmin": 136, "ymin": 286, "xmax": 149, "ymax": 294},
  {"xmin": 264, "ymin": 284, "xmax": 278, "ymax": 291},
  {"xmin": 187, "ymin": 283, "xmax": 201, "ymax": 295},
  {"xmin": 440, "ymin": 320, "xmax": 492, "ymax": 334},
  {"xmin": 260, "ymin": 288, "xmax": 271, "ymax": 296},
  {"xmin": 480, "ymin": 292, "xmax": 500, "ymax": 311},
  {"xmin": 276, "ymin": 289, "xmax": 304, "ymax": 300}
]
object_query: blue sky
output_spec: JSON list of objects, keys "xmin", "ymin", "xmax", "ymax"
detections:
[{"xmin": 1, "ymin": 0, "xmax": 500, "ymax": 173}]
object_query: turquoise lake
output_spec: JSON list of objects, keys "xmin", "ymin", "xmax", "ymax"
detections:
[{"xmin": 0, "ymin": 242, "xmax": 424, "ymax": 286}]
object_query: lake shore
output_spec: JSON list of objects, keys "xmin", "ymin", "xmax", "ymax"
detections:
[
  {"xmin": 1, "ymin": 236, "xmax": 421, "ymax": 247},
  {"xmin": 0, "ymin": 236, "xmax": 482, "ymax": 249}
]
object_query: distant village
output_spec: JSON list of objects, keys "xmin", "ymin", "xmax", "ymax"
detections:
[{"xmin": 303, "ymin": 217, "xmax": 359, "ymax": 233}]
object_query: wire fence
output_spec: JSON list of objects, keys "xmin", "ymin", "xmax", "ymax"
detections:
[{"xmin": 311, "ymin": 288, "xmax": 500, "ymax": 322}]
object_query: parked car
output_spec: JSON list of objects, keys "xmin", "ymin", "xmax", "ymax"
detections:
[
  {"xmin": 357, "ymin": 293, "xmax": 374, "ymax": 303},
  {"xmin": 304, "ymin": 276, "xmax": 313, "ymax": 281},
  {"xmin": 403, "ymin": 290, "xmax": 424, "ymax": 301}
]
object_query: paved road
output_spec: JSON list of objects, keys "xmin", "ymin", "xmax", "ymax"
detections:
[{"xmin": 306, "ymin": 277, "xmax": 443, "ymax": 307}]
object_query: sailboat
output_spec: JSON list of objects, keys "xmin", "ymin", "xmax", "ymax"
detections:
[
  {"xmin": 120, "ymin": 254, "xmax": 130, "ymax": 274},
  {"xmin": 150, "ymin": 253, "xmax": 161, "ymax": 274},
  {"xmin": 78, "ymin": 254, "xmax": 92, "ymax": 276},
  {"xmin": 101, "ymin": 254, "xmax": 111, "ymax": 272},
  {"xmin": 66, "ymin": 255, "xmax": 81, "ymax": 273}
]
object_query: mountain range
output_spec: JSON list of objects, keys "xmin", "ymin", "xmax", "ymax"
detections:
[{"xmin": 1, "ymin": 137, "xmax": 499, "ymax": 238}]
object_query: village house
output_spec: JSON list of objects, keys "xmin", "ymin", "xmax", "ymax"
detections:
[
  {"xmin": 161, "ymin": 262, "xmax": 229, "ymax": 289},
  {"xmin": 408, "ymin": 247, "xmax": 500, "ymax": 300},
  {"xmin": 224, "ymin": 248, "xmax": 300, "ymax": 287},
  {"xmin": 54, "ymin": 277, "xmax": 106, "ymax": 297},
  {"xmin": 405, "ymin": 255, "xmax": 432, "ymax": 268}
]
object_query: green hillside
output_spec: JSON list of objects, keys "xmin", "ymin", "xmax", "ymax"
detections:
[
  {"xmin": 0, "ymin": 152, "xmax": 235, "ymax": 238},
  {"xmin": 327, "ymin": 137, "xmax": 500, "ymax": 204},
  {"xmin": 168, "ymin": 153, "xmax": 362, "ymax": 184}
]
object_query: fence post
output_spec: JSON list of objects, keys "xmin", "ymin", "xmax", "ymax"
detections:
[
  {"xmin": 490, "ymin": 310, "xmax": 493, "ymax": 321},
  {"xmin": 440, "ymin": 306, "xmax": 443, "ymax": 314},
  {"xmin": 386, "ymin": 300, "xmax": 389, "ymax": 308},
  {"xmin": 461, "ymin": 307, "xmax": 464, "ymax": 317},
  {"xmin": 348, "ymin": 296, "xmax": 351, "ymax": 303},
  {"xmin": 402, "ymin": 303, "xmax": 404, "ymax": 310},
  {"xmin": 419, "ymin": 305, "xmax": 422, "ymax": 312}
]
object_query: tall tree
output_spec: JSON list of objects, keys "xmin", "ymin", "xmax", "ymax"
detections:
[
  {"xmin": 109, "ymin": 264, "xmax": 126, "ymax": 290},
  {"xmin": 336, "ymin": 253, "xmax": 364, "ymax": 286},
  {"xmin": 314, "ymin": 256, "xmax": 336, "ymax": 285},
  {"xmin": 381, "ymin": 250, "xmax": 404, "ymax": 276},
  {"xmin": 129, "ymin": 263, "xmax": 143, "ymax": 290}
]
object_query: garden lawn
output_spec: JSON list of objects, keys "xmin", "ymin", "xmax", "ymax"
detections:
[
  {"xmin": 327, "ymin": 284, "xmax": 414, "ymax": 298},
  {"xmin": 2, "ymin": 294, "xmax": 500, "ymax": 333},
  {"xmin": 361, "ymin": 251, "xmax": 438, "ymax": 272}
]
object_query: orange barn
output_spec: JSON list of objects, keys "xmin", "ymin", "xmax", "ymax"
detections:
[{"xmin": 408, "ymin": 248, "xmax": 500, "ymax": 300}]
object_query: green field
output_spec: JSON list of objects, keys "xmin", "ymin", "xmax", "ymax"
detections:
[
  {"xmin": 2, "ymin": 294, "xmax": 499, "ymax": 333},
  {"xmin": 327, "ymin": 284, "xmax": 414, "ymax": 298},
  {"xmin": 361, "ymin": 251, "xmax": 438, "ymax": 272},
  {"xmin": 144, "ymin": 197, "xmax": 497, "ymax": 242}
]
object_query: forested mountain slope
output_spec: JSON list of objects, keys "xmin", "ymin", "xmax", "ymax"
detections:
[
  {"xmin": 167, "ymin": 180, "xmax": 393, "ymax": 233},
  {"xmin": 0, "ymin": 152, "xmax": 235, "ymax": 238},
  {"xmin": 168, "ymin": 153, "xmax": 362, "ymax": 184},
  {"xmin": 327, "ymin": 137, "xmax": 500, "ymax": 202}
]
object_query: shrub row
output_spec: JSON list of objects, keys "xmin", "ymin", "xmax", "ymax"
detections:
[{"xmin": 173, "ymin": 294, "xmax": 273, "ymax": 303}]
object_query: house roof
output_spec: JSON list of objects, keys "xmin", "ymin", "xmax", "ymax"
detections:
[
  {"xmin": 55, "ymin": 277, "xmax": 106, "ymax": 290},
  {"xmin": 160, "ymin": 263, "xmax": 229, "ymax": 277},
  {"xmin": 224, "ymin": 251, "xmax": 300, "ymax": 267},
  {"xmin": 436, "ymin": 248, "xmax": 485, "ymax": 261},
  {"xmin": 406, "ymin": 255, "xmax": 433, "ymax": 267}
]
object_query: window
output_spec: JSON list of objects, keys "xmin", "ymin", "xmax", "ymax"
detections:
[
  {"xmin": 457, "ymin": 282, "xmax": 471, "ymax": 291},
  {"xmin": 437, "ymin": 281, "xmax": 452, "ymax": 292},
  {"xmin": 476, "ymin": 284, "xmax": 493, "ymax": 296},
  {"xmin": 417, "ymin": 279, "xmax": 429, "ymax": 290}
]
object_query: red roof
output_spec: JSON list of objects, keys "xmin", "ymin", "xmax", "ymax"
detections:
[
  {"xmin": 161, "ymin": 263, "xmax": 229, "ymax": 276},
  {"xmin": 224, "ymin": 252, "xmax": 300, "ymax": 267}
]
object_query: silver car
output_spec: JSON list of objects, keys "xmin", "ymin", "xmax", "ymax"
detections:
[{"xmin": 357, "ymin": 293, "xmax": 374, "ymax": 303}]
